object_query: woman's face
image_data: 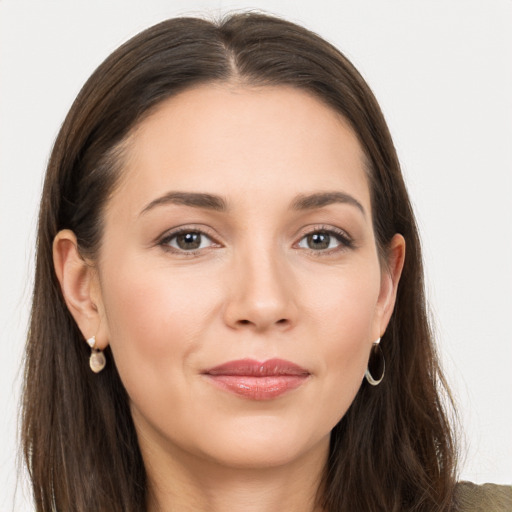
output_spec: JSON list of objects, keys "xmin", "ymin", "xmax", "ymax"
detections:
[{"xmin": 92, "ymin": 85, "xmax": 403, "ymax": 469}]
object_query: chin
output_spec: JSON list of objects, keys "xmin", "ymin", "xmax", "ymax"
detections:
[{"xmin": 191, "ymin": 416, "xmax": 331, "ymax": 470}]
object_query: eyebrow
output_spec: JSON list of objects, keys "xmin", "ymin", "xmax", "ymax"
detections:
[
  {"xmin": 140, "ymin": 191, "xmax": 228, "ymax": 215},
  {"xmin": 291, "ymin": 192, "xmax": 366, "ymax": 217},
  {"xmin": 140, "ymin": 190, "xmax": 365, "ymax": 217}
]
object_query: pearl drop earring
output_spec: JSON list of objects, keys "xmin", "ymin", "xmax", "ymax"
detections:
[{"xmin": 87, "ymin": 335, "xmax": 106, "ymax": 373}]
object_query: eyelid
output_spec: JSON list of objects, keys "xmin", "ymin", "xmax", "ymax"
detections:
[
  {"xmin": 157, "ymin": 224, "xmax": 222, "ymax": 254},
  {"xmin": 294, "ymin": 224, "xmax": 355, "ymax": 252}
]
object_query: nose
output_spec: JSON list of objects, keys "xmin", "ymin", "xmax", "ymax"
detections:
[{"xmin": 223, "ymin": 246, "xmax": 298, "ymax": 332}]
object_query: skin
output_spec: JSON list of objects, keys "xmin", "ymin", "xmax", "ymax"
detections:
[{"xmin": 54, "ymin": 84, "xmax": 405, "ymax": 512}]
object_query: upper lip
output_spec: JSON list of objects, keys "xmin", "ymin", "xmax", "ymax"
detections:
[{"xmin": 203, "ymin": 358, "xmax": 310, "ymax": 377}]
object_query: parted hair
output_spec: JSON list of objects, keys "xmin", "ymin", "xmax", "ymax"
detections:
[{"xmin": 22, "ymin": 12, "xmax": 457, "ymax": 511}]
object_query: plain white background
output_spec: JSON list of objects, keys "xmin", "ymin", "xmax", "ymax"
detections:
[{"xmin": 1, "ymin": 0, "xmax": 511, "ymax": 508}]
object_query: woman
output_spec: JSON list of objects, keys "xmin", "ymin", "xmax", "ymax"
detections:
[{"xmin": 21, "ymin": 12, "xmax": 511, "ymax": 512}]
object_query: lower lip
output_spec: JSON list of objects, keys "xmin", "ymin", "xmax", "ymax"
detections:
[{"xmin": 205, "ymin": 375, "xmax": 309, "ymax": 400}]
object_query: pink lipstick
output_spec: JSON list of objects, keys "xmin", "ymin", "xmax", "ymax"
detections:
[{"xmin": 202, "ymin": 358, "xmax": 310, "ymax": 400}]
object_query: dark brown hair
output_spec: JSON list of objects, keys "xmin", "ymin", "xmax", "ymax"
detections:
[{"xmin": 22, "ymin": 12, "xmax": 457, "ymax": 511}]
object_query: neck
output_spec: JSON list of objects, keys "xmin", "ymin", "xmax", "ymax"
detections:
[{"xmin": 143, "ymin": 437, "xmax": 328, "ymax": 512}]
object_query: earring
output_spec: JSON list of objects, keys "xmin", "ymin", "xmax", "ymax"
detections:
[
  {"xmin": 365, "ymin": 337, "xmax": 385, "ymax": 386},
  {"xmin": 87, "ymin": 335, "xmax": 106, "ymax": 373}
]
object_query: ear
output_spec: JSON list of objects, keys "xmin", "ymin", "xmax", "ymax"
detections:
[
  {"xmin": 53, "ymin": 229, "xmax": 109, "ymax": 349},
  {"xmin": 373, "ymin": 233, "xmax": 406, "ymax": 339}
]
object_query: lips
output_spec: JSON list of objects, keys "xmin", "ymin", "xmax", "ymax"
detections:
[{"xmin": 202, "ymin": 358, "xmax": 310, "ymax": 400}]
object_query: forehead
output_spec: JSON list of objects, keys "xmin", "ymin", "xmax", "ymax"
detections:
[{"xmin": 111, "ymin": 84, "xmax": 371, "ymax": 213}]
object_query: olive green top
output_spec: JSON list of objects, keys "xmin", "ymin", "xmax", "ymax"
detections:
[{"xmin": 455, "ymin": 481, "xmax": 512, "ymax": 511}]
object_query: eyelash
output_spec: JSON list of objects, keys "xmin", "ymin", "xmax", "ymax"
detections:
[
  {"xmin": 158, "ymin": 226, "xmax": 220, "ymax": 256},
  {"xmin": 295, "ymin": 225, "xmax": 355, "ymax": 255},
  {"xmin": 157, "ymin": 225, "xmax": 354, "ymax": 256}
]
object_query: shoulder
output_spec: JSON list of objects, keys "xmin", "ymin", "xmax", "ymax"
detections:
[{"xmin": 453, "ymin": 481, "xmax": 512, "ymax": 512}]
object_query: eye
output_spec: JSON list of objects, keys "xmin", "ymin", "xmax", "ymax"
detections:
[
  {"xmin": 297, "ymin": 229, "xmax": 352, "ymax": 252},
  {"xmin": 161, "ymin": 230, "xmax": 216, "ymax": 252}
]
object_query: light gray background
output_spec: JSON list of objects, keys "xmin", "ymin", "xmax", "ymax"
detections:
[{"xmin": 1, "ymin": 0, "xmax": 511, "ymax": 508}]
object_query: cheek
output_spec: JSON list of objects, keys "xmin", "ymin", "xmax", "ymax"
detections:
[
  {"xmin": 305, "ymin": 265, "xmax": 380, "ymax": 420},
  {"xmin": 307, "ymin": 261, "xmax": 380, "ymax": 345},
  {"xmin": 98, "ymin": 256, "xmax": 220, "ymax": 404}
]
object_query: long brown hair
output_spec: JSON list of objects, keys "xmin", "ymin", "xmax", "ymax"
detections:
[{"xmin": 22, "ymin": 12, "xmax": 457, "ymax": 511}]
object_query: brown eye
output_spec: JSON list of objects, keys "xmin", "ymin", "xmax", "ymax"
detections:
[
  {"xmin": 297, "ymin": 228, "xmax": 353, "ymax": 252},
  {"xmin": 298, "ymin": 231, "xmax": 340, "ymax": 251},
  {"xmin": 163, "ymin": 231, "xmax": 214, "ymax": 251},
  {"xmin": 176, "ymin": 232, "xmax": 202, "ymax": 250},
  {"xmin": 305, "ymin": 232, "xmax": 331, "ymax": 250}
]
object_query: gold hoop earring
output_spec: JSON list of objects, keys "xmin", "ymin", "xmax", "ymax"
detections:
[
  {"xmin": 87, "ymin": 335, "xmax": 106, "ymax": 373},
  {"xmin": 365, "ymin": 337, "xmax": 385, "ymax": 386}
]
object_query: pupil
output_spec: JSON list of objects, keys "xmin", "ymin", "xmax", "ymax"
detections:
[
  {"xmin": 177, "ymin": 232, "xmax": 201, "ymax": 250},
  {"xmin": 308, "ymin": 232, "xmax": 330, "ymax": 250}
]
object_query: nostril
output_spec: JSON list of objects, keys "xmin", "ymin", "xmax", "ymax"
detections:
[{"xmin": 236, "ymin": 318, "xmax": 289, "ymax": 327}]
